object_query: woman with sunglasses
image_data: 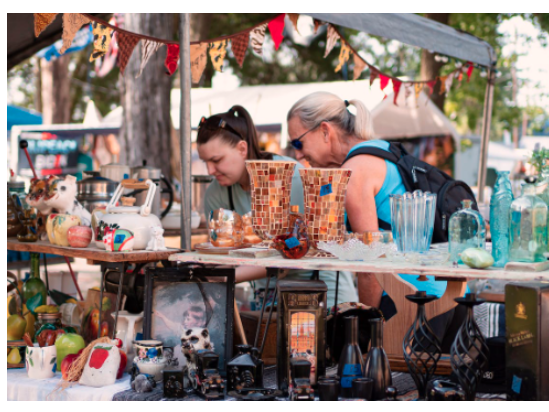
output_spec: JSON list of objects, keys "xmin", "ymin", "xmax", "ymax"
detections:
[
  {"xmin": 197, "ymin": 105, "xmax": 358, "ymax": 305},
  {"xmin": 287, "ymin": 92, "xmax": 466, "ymax": 347}
]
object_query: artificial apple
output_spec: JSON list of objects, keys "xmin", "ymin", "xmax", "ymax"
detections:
[
  {"xmin": 117, "ymin": 349, "xmax": 127, "ymax": 379},
  {"xmin": 61, "ymin": 349, "xmax": 83, "ymax": 380},
  {"xmin": 55, "ymin": 333, "xmax": 86, "ymax": 369},
  {"xmin": 7, "ymin": 314, "xmax": 27, "ymax": 341}
]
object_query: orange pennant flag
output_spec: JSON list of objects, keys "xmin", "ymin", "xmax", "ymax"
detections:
[
  {"xmin": 288, "ymin": 14, "xmax": 300, "ymax": 34},
  {"xmin": 414, "ymin": 83, "xmax": 423, "ymax": 100},
  {"xmin": 438, "ymin": 75, "xmax": 448, "ymax": 95},
  {"xmin": 191, "ymin": 43, "xmax": 208, "ymax": 83},
  {"xmin": 209, "ymin": 39, "xmax": 227, "ymax": 72},
  {"xmin": 335, "ymin": 42, "xmax": 351, "ymax": 73},
  {"xmin": 353, "ymin": 54, "xmax": 367, "ymax": 80},
  {"xmin": 34, "ymin": 13, "xmax": 58, "ymax": 37},
  {"xmin": 61, "ymin": 14, "xmax": 91, "ymax": 53}
]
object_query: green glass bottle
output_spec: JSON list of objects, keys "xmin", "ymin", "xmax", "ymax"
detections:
[{"xmin": 23, "ymin": 253, "xmax": 47, "ymax": 305}]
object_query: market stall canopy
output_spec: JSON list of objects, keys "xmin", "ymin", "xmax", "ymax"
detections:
[
  {"xmin": 7, "ymin": 13, "xmax": 110, "ymax": 70},
  {"xmin": 304, "ymin": 13, "xmax": 496, "ymax": 67},
  {"xmin": 7, "ymin": 105, "xmax": 42, "ymax": 131}
]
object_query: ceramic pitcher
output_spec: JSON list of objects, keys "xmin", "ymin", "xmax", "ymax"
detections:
[{"xmin": 26, "ymin": 344, "xmax": 57, "ymax": 379}]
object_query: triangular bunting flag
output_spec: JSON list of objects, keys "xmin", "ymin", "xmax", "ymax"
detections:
[
  {"xmin": 61, "ymin": 14, "xmax": 91, "ymax": 53},
  {"xmin": 250, "ymin": 23, "xmax": 268, "ymax": 57},
  {"xmin": 445, "ymin": 71, "xmax": 455, "ymax": 92},
  {"xmin": 466, "ymin": 63, "xmax": 474, "ymax": 82},
  {"xmin": 404, "ymin": 83, "xmax": 414, "ymax": 106},
  {"xmin": 89, "ymin": 22, "xmax": 114, "ymax": 62},
  {"xmin": 209, "ymin": 40, "xmax": 227, "ymax": 72},
  {"xmin": 190, "ymin": 43, "xmax": 208, "ymax": 83},
  {"xmin": 324, "ymin": 25, "xmax": 339, "ymax": 58},
  {"xmin": 34, "ymin": 13, "xmax": 58, "ymax": 37},
  {"xmin": 231, "ymin": 32, "xmax": 249, "ymax": 68},
  {"xmin": 414, "ymin": 82, "xmax": 423, "ymax": 100},
  {"xmin": 165, "ymin": 44, "xmax": 180, "ymax": 76},
  {"xmin": 137, "ymin": 39, "xmax": 164, "ymax": 78},
  {"xmin": 426, "ymin": 80, "xmax": 437, "ymax": 95},
  {"xmin": 353, "ymin": 54, "xmax": 366, "ymax": 80},
  {"xmin": 268, "ymin": 14, "xmax": 285, "ymax": 51},
  {"xmin": 393, "ymin": 79, "xmax": 402, "ymax": 105},
  {"xmin": 335, "ymin": 42, "xmax": 351, "ymax": 73},
  {"xmin": 117, "ymin": 32, "xmax": 140, "ymax": 74},
  {"xmin": 288, "ymin": 13, "xmax": 300, "ymax": 34},
  {"xmin": 438, "ymin": 75, "xmax": 448, "ymax": 95},
  {"xmin": 313, "ymin": 19, "xmax": 323, "ymax": 34},
  {"xmin": 369, "ymin": 67, "xmax": 379, "ymax": 87},
  {"xmin": 458, "ymin": 68, "xmax": 464, "ymax": 83},
  {"xmin": 379, "ymin": 74, "xmax": 390, "ymax": 92}
]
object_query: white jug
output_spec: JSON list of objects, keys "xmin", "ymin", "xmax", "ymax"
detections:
[{"xmin": 26, "ymin": 344, "xmax": 57, "ymax": 379}]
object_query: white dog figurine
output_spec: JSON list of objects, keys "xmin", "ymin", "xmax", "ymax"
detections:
[
  {"xmin": 45, "ymin": 175, "xmax": 92, "ymax": 227},
  {"xmin": 146, "ymin": 226, "xmax": 167, "ymax": 251}
]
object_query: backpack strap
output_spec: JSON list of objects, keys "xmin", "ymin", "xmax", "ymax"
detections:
[
  {"xmin": 227, "ymin": 185, "xmax": 235, "ymax": 211},
  {"xmin": 343, "ymin": 145, "xmax": 400, "ymax": 165}
]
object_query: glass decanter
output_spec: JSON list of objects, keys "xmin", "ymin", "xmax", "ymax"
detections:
[
  {"xmin": 490, "ymin": 171, "xmax": 514, "ymax": 267},
  {"xmin": 509, "ymin": 183, "xmax": 548, "ymax": 263},
  {"xmin": 449, "ymin": 200, "xmax": 486, "ymax": 264}
]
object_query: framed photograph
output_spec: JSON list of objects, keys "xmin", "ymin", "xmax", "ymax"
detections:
[{"xmin": 143, "ymin": 264, "xmax": 235, "ymax": 376}]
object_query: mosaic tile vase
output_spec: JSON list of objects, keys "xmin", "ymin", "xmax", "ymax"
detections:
[
  {"xmin": 245, "ymin": 160, "xmax": 296, "ymax": 241},
  {"xmin": 299, "ymin": 168, "xmax": 352, "ymax": 249}
]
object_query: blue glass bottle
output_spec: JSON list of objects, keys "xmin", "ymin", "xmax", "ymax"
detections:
[{"xmin": 490, "ymin": 171, "xmax": 514, "ymax": 267}]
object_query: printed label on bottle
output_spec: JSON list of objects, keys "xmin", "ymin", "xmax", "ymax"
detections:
[
  {"xmin": 341, "ymin": 364, "xmax": 362, "ymax": 388},
  {"xmin": 320, "ymin": 183, "xmax": 332, "ymax": 196},
  {"xmin": 284, "ymin": 237, "xmax": 300, "ymax": 249}
]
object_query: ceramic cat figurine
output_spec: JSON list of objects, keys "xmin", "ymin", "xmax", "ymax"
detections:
[
  {"xmin": 45, "ymin": 175, "xmax": 91, "ymax": 227},
  {"xmin": 26, "ymin": 176, "xmax": 57, "ymax": 240},
  {"xmin": 146, "ymin": 226, "xmax": 167, "ymax": 251}
]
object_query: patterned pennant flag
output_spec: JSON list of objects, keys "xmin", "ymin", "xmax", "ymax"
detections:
[
  {"xmin": 379, "ymin": 74, "xmax": 390, "ymax": 92},
  {"xmin": 369, "ymin": 67, "xmax": 379, "ymax": 87},
  {"xmin": 61, "ymin": 14, "xmax": 91, "ymax": 53},
  {"xmin": 89, "ymin": 22, "xmax": 114, "ymax": 62},
  {"xmin": 414, "ymin": 82, "xmax": 423, "ymax": 100},
  {"xmin": 393, "ymin": 79, "xmax": 402, "ymax": 105},
  {"xmin": 137, "ymin": 39, "xmax": 164, "ymax": 78},
  {"xmin": 445, "ymin": 71, "xmax": 455, "ymax": 92},
  {"xmin": 209, "ymin": 40, "xmax": 227, "ymax": 72},
  {"xmin": 466, "ymin": 63, "xmax": 474, "ymax": 82},
  {"xmin": 231, "ymin": 32, "xmax": 249, "ymax": 68},
  {"xmin": 190, "ymin": 43, "xmax": 208, "ymax": 83},
  {"xmin": 34, "ymin": 13, "xmax": 58, "ymax": 37},
  {"xmin": 165, "ymin": 44, "xmax": 180, "ymax": 76},
  {"xmin": 313, "ymin": 19, "xmax": 323, "ymax": 34},
  {"xmin": 268, "ymin": 14, "xmax": 285, "ymax": 51},
  {"xmin": 426, "ymin": 80, "xmax": 437, "ymax": 95},
  {"xmin": 117, "ymin": 32, "xmax": 140, "ymax": 74},
  {"xmin": 335, "ymin": 42, "xmax": 351, "ymax": 73},
  {"xmin": 438, "ymin": 75, "xmax": 448, "ymax": 95},
  {"xmin": 250, "ymin": 23, "xmax": 268, "ymax": 57},
  {"xmin": 353, "ymin": 54, "xmax": 366, "ymax": 80},
  {"xmin": 324, "ymin": 25, "xmax": 339, "ymax": 58},
  {"xmin": 288, "ymin": 13, "xmax": 300, "ymax": 34}
]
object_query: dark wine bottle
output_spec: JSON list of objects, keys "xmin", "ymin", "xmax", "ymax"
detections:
[
  {"xmin": 364, "ymin": 318, "xmax": 393, "ymax": 400},
  {"xmin": 337, "ymin": 316, "xmax": 364, "ymax": 398}
]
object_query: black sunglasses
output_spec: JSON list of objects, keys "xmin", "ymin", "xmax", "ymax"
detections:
[
  {"xmin": 198, "ymin": 116, "xmax": 243, "ymax": 140},
  {"xmin": 288, "ymin": 121, "xmax": 326, "ymax": 150}
]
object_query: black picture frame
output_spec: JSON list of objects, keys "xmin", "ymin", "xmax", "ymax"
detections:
[{"xmin": 143, "ymin": 263, "xmax": 235, "ymax": 377}]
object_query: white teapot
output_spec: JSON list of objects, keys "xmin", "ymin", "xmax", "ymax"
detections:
[{"xmin": 92, "ymin": 179, "xmax": 161, "ymax": 250}]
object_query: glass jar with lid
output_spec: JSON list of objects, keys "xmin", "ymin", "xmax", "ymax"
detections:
[
  {"xmin": 34, "ymin": 312, "xmax": 63, "ymax": 333},
  {"xmin": 449, "ymin": 199, "xmax": 486, "ymax": 264},
  {"xmin": 509, "ymin": 183, "xmax": 548, "ymax": 263}
]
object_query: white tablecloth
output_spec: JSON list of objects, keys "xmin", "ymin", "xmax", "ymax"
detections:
[{"xmin": 7, "ymin": 368, "xmax": 131, "ymax": 401}]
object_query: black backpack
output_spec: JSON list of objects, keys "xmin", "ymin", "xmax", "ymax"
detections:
[{"xmin": 344, "ymin": 142, "xmax": 478, "ymax": 243}]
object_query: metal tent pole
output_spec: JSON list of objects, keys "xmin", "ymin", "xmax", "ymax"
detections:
[
  {"xmin": 476, "ymin": 68, "xmax": 496, "ymax": 204},
  {"xmin": 179, "ymin": 13, "xmax": 192, "ymax": 250}
]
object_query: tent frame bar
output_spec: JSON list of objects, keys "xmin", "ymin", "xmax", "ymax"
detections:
[{"xmin": 477, "ymin": 68, "xmax": 496, "ymax": 204}]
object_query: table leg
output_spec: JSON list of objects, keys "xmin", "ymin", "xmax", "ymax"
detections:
[
  {"xmin": 98, "ymin": 264, "xmax": 105, "ymax": 339},
  {"xmin": 112, "ymin": 262, "xmax": 127, "ymax": 340}
]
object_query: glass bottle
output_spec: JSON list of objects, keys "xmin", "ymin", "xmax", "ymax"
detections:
[
  {"xmin": 534, "ymin": 166, "xmax": 549, "ymax": 206},
  {"xmin": 509, "ymin": 184, "xmax": 548, "ymax": 263},
  {"xmin": 490, "ymin": 171, "xmax": 514, "ymax": 267},
  {"xmin": 449, "ymin": 200, "xmax": 486, "ymax": 264},
  {"xmin": 23, "ymin": 253, "xmax": 47, "ymax": 305},
  {"xmin": 17, "ymin": 208, "xmax": 38, "ymax": 242},
  {"xmin": 364, "ymin": 318, "xmax": 393, "ymax": 401},
  {"xmin": 338, "ymin": 316, "xmax": 364, "ymax": 398},
  {"xmin": 272, "ymin": 205, "xmax": 310, "ymax": 259}
]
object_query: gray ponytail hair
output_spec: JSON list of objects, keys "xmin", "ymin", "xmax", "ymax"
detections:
[{"xmin": 287, "ymin": 91, "xmax": 373, "ymax": 140}]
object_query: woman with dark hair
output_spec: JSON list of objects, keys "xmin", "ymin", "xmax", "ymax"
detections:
[{"xmin": 197, "ymin": 105, "xmax": 357, "ymax": 305}]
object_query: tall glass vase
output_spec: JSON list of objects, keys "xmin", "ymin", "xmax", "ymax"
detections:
[
  {"xmin": 402, "ymin": 291, "xmax": 442, "ymax": 399},
  {"xmin": 509, "ymin": 183, "xmax": 548, "ymax": 262},
  {"xmin": 490, "ymin": 171, "xmax": 514, "ymax": 267},
  {"xmin": 338, "ymin": 316, "xmax": 364, "ymax": 398},
  {"xmin": 299, "ymin": 168, "xmax": 351, "ymax": 256},
  {"xmin": 364, "ymin": 318, "xmax": 392, "ymax": 401},
  {"xmin": 245, "ymin": 160, "xmax": 296, "ymax": 245},
  {"xmin": 449, "ymin": 200, "xmax": 486, "ymax": 264}
]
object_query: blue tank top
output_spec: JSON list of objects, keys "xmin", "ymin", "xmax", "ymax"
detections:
[{"xmin": 346, "ymin": 140, "xmax": 450, "ymax": 298}]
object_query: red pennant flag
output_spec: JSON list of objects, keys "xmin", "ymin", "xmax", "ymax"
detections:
[
  {"xmin": 117, "ymin": 32, "xmax": 140, "ymax": 74},
  {"xmin": 165, "ymin": 44, "xmax": 179, "ymax": 76},
  {"xmin": 426, "ymin": 80, "xmax": 437, "ymax": 95},
  {"xmin": 393, "ymin": 80, "xmax": 402, "ymax": 105},
  {"xmin": 466, "ymin": 62, "xmax": 474, "ymax": 82},
  {"xmin": 268, "ymin": 14, "xmax": 285, "ymax": 51},
  {"xmin": 379, "ymin": 74, "xmax": 390, "ymax": 92},
  {"xmin": 369, "ymin": 67, "xmax": 379, "ymax": 87},
  {"xmin": 231, "ymin": 32, "xmax": 249, "ymax": 68}
]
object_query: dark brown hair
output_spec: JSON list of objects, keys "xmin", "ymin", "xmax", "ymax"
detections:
[{"xmin": 197, "ymin": 105, "xmax": 272, "ymax": 160}]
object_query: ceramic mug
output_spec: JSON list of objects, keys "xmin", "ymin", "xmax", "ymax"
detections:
[
  {"xmin": 67, "ymin": 225, "xmax": 93, "ymax": 248},
  {"xmin": 134, "ymin": 339, "xmax": 163, "ymax": 361},
  {"xmin": 26, "ymin": 344, "xmax": 57, "ymax": 379}
]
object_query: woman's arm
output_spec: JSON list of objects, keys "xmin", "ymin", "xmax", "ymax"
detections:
[{"xmin": 236, "ymin": 266, "xmax": 267, "ymax": 283}]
